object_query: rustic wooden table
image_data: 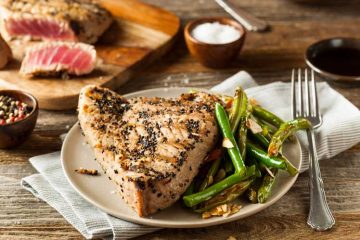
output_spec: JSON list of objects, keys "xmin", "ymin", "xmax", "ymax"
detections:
[{"xmin": 1, "ymin": 0, "xmax": 359, "ymax": 239}]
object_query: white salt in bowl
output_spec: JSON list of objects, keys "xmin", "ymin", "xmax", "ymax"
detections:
[{"xmin": 184, "ymin": 17, "xmax": 246, "ymax": 68}]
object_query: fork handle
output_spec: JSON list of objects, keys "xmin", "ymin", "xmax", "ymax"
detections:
[{"xmin": 307, "ymin": 129, "xmax": 335, "ymax": 231}]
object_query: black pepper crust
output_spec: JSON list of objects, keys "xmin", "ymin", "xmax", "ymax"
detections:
[{"xmin": 84, "ymin": 87, "xmax": 219, "ymax": 183}]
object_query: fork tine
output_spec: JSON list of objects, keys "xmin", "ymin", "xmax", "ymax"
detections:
[
  {"xmin": 304, "ymin": 69, "xmax": 311, "ymax": 117},
  {"xmin": 291, "ymin": 69, "xmax": 296, "ymax": 119},
  {"xmin": 297, "ymin": 68, "xmax": 303, "ymax": 116},
  {"xmin": 311, "ymin": 70, "xmax": 319, "ymax": 117}
]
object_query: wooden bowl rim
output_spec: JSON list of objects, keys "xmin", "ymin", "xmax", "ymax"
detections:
[
  {"xmin": 0, "ymin": 89, "xmax": 39, "ymax": 127},
  {"xmin": 184, "ymin": 17, "xmax": 246, "ymax": 46}
]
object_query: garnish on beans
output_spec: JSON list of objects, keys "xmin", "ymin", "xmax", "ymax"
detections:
[{"xmin": 182, "ymin": 87, "xmax": 310, "ymax": 218}]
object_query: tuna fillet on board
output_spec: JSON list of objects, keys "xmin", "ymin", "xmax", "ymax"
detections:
[
  {"xmin": 0, "ymin": 0, "xmax": 113, "ymax": 44},
  {"xmin": 20, "ymin": 42, "xmax": 96, "ymax": 77},
  {"xmin": 78, "ymin": 85, "xmax": 219, "ymax": 216}
]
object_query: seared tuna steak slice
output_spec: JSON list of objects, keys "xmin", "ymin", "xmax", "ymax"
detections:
[
  {"xmin": 20, "ymin": 42, "xmax": 96, "ymax": 77},
  {"xmin": 78, "ymin": 85, "xmax": 219, "ymax": 216},
  {"xmin": 0, "ymin": 0, "xmax": 113, "ymax": 43}
]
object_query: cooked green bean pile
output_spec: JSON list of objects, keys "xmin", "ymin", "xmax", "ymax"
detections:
[{"xmin": 183, "ymin": 87, "xmax": 311, "ymax": 214}]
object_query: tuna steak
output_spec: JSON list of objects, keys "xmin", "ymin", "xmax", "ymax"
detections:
[
  {"xmin": 78, "ymin": 85, "xmax": 219, "ymax": 216},
  {"xmin": 0, "ymin": 0, "xmax": 113, "ymax": 44},
  {"xmin": 20, "ymin": 42, "xmax": 96, "ymax": 77}
]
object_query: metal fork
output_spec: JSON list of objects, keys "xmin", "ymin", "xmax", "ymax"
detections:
[{"xmin": 291, "ymin": 69, "xmax": 335, "ymax": 231}]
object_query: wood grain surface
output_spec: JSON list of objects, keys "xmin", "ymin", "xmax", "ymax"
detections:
[
  {"xmin": 1, "ymin": 0, "xmax": 360, "ymax": 239},
  {"xmin": 0, "ymin": 0, "xmax": 180, "ymax": 110}
]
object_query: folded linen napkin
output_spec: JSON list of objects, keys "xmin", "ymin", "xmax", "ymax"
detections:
[{"xmin": 21, "ymin": 71, "xmax": 360, "ymax": 239}]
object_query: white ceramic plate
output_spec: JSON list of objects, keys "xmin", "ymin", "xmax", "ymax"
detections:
[{"xmin": 61, "ymin": 87, "xmax": 302, "ymax": 228}]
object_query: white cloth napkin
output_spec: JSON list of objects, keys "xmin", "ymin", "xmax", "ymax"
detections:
[{"xmin": 21, "ymin": 71, "xmax": 360, "ymax": 239}]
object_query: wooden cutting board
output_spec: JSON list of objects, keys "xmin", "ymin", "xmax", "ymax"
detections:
[{"xmin": 0, "ymin": 0, "xmax": 180, "ymax": 110}]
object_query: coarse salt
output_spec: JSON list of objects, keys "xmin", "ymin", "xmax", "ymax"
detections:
[{"xmin": 191, "ymin": 22, "xmax": 241, "ymax": 44}]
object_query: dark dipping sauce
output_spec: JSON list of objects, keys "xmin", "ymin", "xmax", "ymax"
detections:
[{"xmin": 311, "ymin": 47, "xmax": 360, "ymax": 77}]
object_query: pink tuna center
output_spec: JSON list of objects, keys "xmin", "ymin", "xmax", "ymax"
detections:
[
  {"xmin": 26, "ymin": 45, "xmax": 94, "ymax": 74},
  {"xmin": 5, "ymin": 17, "xmax": 76, "ymax": 41}
]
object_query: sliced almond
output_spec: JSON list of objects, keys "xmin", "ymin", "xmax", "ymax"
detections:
[
  {"xmin": 247, "ymin": 118, "xmax": 263, "ymax": 134},
  {"xmin": 222, "ymin": 138, "xmax": 234, "ymax": 148},
  {"xmin": 265, "ymin": 166, "xmax": 275, "ymax": 178},
  {"xmin": 230, "ymin": 204, "xmax": 242, "ymax": 214},
  {"xmin": 202, "ymin": 211, "xmax": 212, "ymax": 219},
  {"xmin": 223, "ymin": 211, "xmax": 231, "ymax": 217},
  {"xmin": 221, "ymin": 204, "xmax": 228, "ymax": 212},
  {"xmin": 202, "ymin": 203, "xmax": 242, "ymax": 219}
]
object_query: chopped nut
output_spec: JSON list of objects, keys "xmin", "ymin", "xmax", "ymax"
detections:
[
  {"xmin": 75, "ymin": 168, "xmax": 98, "ymax": 175},
  {"xmin": 221, "ymin": 204, "xmax": 228, "ymax": 212},
  {"xmin": 222, "ymin": 138, "xmax": 234, "ymax": 148},
  {"xmin": 246, "ymin": 118, "xmax": 263, "ymax": 134},
  {"xmin": 223, "ymin": 211, "xmax": 231, "ymax": 217},
  {"xmin": 202, "ymin": 211, "xmax": 212, "ymax": 219},
  {"xmin": 201, "ymin": 203, "xmax": 242, "ymax": 219},
  {"xmin": 264, "ymin": 166, "xmax": 275, "ymax": 178},
  {"xmin": 230, "ymin": 204, "xmax": 241, "ymax": 215}
]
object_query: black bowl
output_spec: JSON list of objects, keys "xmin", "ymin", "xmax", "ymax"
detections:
[
  {"xmin": 0, "ymin": 90, "xmax": 39, "ymax": 149},
  {"xmin": 305, "ymin": 38, "xmax": 360, "ymax": 83}
]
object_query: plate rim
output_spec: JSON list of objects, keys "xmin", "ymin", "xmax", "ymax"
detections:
[{"xmin": 61, "ymin": 87, "xmax": 302, "ymax": 228}]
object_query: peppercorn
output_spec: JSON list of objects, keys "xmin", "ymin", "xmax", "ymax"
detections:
[{"xmin": 0, "ymin": 95, "xmax": 32, "ymax": 125}]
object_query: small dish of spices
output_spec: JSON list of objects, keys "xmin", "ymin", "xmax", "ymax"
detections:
[
  {"xmin": 0, "ymin": 95, "xmax": 32, "ymax": 125},
  {"xmin": 184, "ymin": 17, "xmax": 246, "ymax": 68},
  {"xmin": 0, "ymin": 90, "xmax": 38, "ymax": 149}
]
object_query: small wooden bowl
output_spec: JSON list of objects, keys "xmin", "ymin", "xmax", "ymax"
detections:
[
  {"xmin": 0, "ymin": 90, "xmax": 39, "ymax": 149},
  {"xmin": 184, "ymin": 17, "xmax": 246, "ymax": 68}
]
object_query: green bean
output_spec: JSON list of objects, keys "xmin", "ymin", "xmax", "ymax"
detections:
[
  {"xmin": 281, "ymin": 155, "xmax": 298, "ymax": 176},
  {"xmin": 258, "ymin": 170, "xmax": 278, "ymax": 203},
  {"xmin": 257, "ymin": 118, "xmax": 276, "ymax": 136},
  {"xmin": 248, "ymin": 136, "xmax": 298, "ymax": 176},
  {"xmin": 198, "ymin": 158, "xmax": 221, "ymax": 191},
  {"xmin": 251, "ymin": 114, "xmax": 275, "ymax": 138},
  {"xmin": 194, "ymin": 178, "xmax": 254, "ymax": 213},
  {"xmin": 248, "ymin": 131, "xmax": 269, "ymax": 149},
  {"xmin": 183, "ymin": 165, "xmax": 256, "ymax": 207},
  {"xmin": 215, "ymin": 103, "xmax": 246, "ymax": 176},
  {"xmin": 252, "ymin": 105, "xmax": 284, "ymax": 128},
  {"xmin": 246, "ymin": 142, "xmax": 287, "ymax": 170},
  {"xmin": 213, "ymin": 88, "xmax": 246, "ymax": 183},
  {"xmin": 245, "ymin": 154, "xmax": 262, "ymax": 178},
  {"xmin": 229, "ymin": 88, "xmax": 243, "ymax": 134},
  {"xmin": 268, "ymin": 118, "xmax": 311, "ymax": 156},
  {"xmin": 237, "ymin": 91, "xmax": 249, "ymax": 159}
]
